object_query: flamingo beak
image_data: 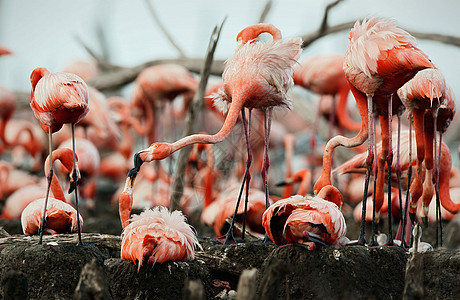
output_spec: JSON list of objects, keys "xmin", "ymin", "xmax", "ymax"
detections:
[
  {"xmin": 127, "ymin": 151, "xmax": 144, "ymax": 179},
  {"xmin": 275, "ymin": 178, "xmax": 294, "ymax": 187}
]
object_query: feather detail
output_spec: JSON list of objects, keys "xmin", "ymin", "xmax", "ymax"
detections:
[{"xmin": 121, "ymin": 206, "xmax": 201, "ymax": 271}]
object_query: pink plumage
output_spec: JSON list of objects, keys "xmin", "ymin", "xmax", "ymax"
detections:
[
  {"xmin": 262, "ymin": 192, "xmax": 347, "ymax": 248},
  {"xmin": 121, "ymin": 206, "xmax": 201, "ymax": 271},
  {"xmin": 21, "ymin": 197, "xmax": 82, "ymax": 235},
  {"xmin": 30, "ymin": 68, "xmax": 89, "ymax": 132}
]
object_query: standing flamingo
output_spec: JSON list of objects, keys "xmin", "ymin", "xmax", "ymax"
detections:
[
  {"xmin": 20, "ymin": 148, "xmax": 83, "ymax": 235},
  {"xmin": 126, "ymin": 23, "xmax": 302, "ymax": 243},
  {"xmin": 397, "ymin": 68, "xmax": 446, "ymax": 226},
  {"xmin": 262, "ymin": 185, "xmax": 347, "ymax": 249},
  {"xmin": 132, "ymin": 64, "xmax": 199, "ymax": 142},
  {"xmin": 30, "ymin": 67, "xmax": 89, "ymax": 245},
  {"xmin": 314, "ymin": 17, "xmax": 434, "ymax": 245}
]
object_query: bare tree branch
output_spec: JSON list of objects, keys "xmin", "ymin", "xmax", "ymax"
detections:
[
  {"xmin": 319, "ymin": 0, "xmax": 343, "ymax": 34},
  {"xmin": 169, "ymin": 17, "xmax": 226, "ymax": 211},
  {"xmin": 301, "ymin": 21, "xmax": 355, "ymax": 48},
  {"xmin": 87, "ymin": 58, "xmax": 225, "ymax": 91},
  {"xmin": 258, "ymin": 0, "xmax": 273, "ymax": 24},
  {"xmin": 144, "ymin": 0, "xmax": 187, "ymax": 58},
  {"xmin": 408, "ymin": 31, "xmax": 460, "ymax": 48},
  {"xmin": 72, "ymin": 17, "xmax": 460, "ymax": 94},
  {"xmin": 95, "ymin": 22, "xmax": 111, "ymax": 62},
  {"xmin": 73, "ymin": 35, "xmax": 118, "ymax": 72}
]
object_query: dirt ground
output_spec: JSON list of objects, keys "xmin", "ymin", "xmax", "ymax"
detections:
[{"xmin": 1, "ymin": 189, "xmax": 460, "ymax": 299}]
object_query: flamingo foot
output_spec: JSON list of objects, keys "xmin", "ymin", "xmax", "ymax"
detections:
[
  {"xmin": 368, "ymin": 222, "xmax": 379, "ymax": 246},
  {"xmin": 223, "ymin": 229, "xmax": 237, "ymax": 245},
  {"xmin": 347, "ymin": 236, "xmax": 367, "ymax": 246}
]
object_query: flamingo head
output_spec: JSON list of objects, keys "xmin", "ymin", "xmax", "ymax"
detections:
[
  {"xmin": 127, "ymin": 143, "xmax": 173, "ymax": 179},
  {"xmin": 30, "ymin": 67, "xmax": 50, "ymax": 91},
  {"xmin": 317, "ymin": 185, "xmax": 343, "ymax": 209},
  {"xmin": 236, "ymin": 23, "xmax": 282, "ymax": 45}
]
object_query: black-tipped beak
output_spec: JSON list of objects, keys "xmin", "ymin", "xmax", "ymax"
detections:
[
  {"xmin": 275, "ymin": 180, "xmax": 292, "ymax": 187},
  {"xmin": 127, "ymin": 152, "xmax": 144, "ymax": 179},
  {"xmin": 68, "ymin": 178, "xmax": 80, "ymax": 194},
  {"xmin": 421, "ymin": 216, "xmax": 429, "ymax": 228}
]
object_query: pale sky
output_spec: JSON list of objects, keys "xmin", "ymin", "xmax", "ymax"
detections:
[{"xmin": 0, "ymin": 0, "xmax": 459, "ymax": 98}]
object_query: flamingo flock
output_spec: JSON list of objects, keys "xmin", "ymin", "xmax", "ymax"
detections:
[{"xmin": 0, "ymin": 16, "xmax": 459, "ymax": 272}]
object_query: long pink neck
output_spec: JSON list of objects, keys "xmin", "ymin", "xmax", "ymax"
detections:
[
  {"xmin": 297, "ymin": 170, "xmax": 312, "ymax": 196},
  {"xmin": 439, "ymin": 146, "xmax": 460, "ymax": 214},
  {"xmin": 237, "ymin": 23, "xmax": 282, "ymax": 43},
  {"xmin": 170, "ymin": 96, "xmax": 244, "ymax": 154},
  {"xmin": 45, "ymin": 149, "xmax": 75, "ymax": 203},
  {"xmin": 314, "ymin": 84, "xmax": 369, "ymax": 193},
  {"xmin": 335, "ymin": 85, "xmax": 361, "ymax": 132}
]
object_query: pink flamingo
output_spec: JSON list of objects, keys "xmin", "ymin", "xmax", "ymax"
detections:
[
  {"xmin": 314, "ymin": 17, "xmax": 434, "ymax": 245},
  {"xmin": 20, "ymin": 148, "xmax": 82, "ymax": 235},
  {"xmin": 121, "ymin": 206, "xmax": 201, "ymax": 271},
  {"xmin": 262, "ymin": 185, "xmax": 346, "ymax": 249},
  {"xmin": 132, "ymin": 64, "xmax": 198, "ymax": 142},
  {"xmin": 57, "ymin": 138, "xmax": 100, "ymax": 212},
  {"xmin": 30, "ymin": 67, "xmax": 89, "ymax": 244},
  {"xmin": 398, "ymin": 68, "xmax": 446, "ymax": 226},
  {"xmin": 126, "ymin": 23, "xmax": 302, "ymax": 244}
]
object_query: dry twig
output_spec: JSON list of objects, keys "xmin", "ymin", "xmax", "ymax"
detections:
[
  {"xmin": 144, "ymin": 0, "xmax": 187, "ymax": 58},
  {"xmin": 169, "ymin": 18, "xmax": 226, "ymax": 211}
]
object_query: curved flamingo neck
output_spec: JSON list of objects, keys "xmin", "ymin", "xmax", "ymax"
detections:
[
  {"xmin": 296, "ymin": 170, "xmax": 312, "ymax": 196},
  {"xmin": 317, "ymin": 185, "xmax": 343, "ymax": 208},
  {"xmin": 237, "ymin": 23, "xmax": 282, "ymax": 44},
  {"xmin": 335, "ymin": 85, "xmax": 361, "ymax": 132},
  {"xmin": 439, "ymin": 146, "xmax": 460, "ymax": 214},
  {"xmin": 313, "ymin": 84, "xmax": 369, "ymax": 194},
  {"xmin": 169, "ymin": 97, "xmax": 244, "ymax": 154},
  {"xmin": 30, "ymin": 67, "xmax": 49, "ymax": 92},
  {"xmin": 45, "ymin": 149, "xmax": 76, "ymax": 203}
]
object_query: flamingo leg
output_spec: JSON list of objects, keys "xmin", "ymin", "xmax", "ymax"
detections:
[
  {"xmin": 356, "ymin": 94, "xmax": 374, "ymax": 245},
  {"xmin": 70, "ymin": 123, "xmax": 84, "ymax": 246},
  {"xmin": 38, "ymin": 126, "xmax": 53, "ymax": 245},
  {"xmin": 225, "ymin": 109, "xmax": 252, "ymax": 244},
  {"xmin": 435, "ymin": 133, "xmax": 443, "ymax": 247},
  {"xmin": 241, "ymin": 109, "xmax": 253, "ymax": 240},
  {"xmin": 409, "ymin": 109, "xmax": 425, "ymax": 224},
  {"xmin": 402, "ymin": 117, "xmax": 413, "ymax": 248},
  {"xmin": 369, "ymin": 115, "xmax": 379, "ymax": 246},
  {"xmin": 396, "ymin": 113, "xmax": 409, "ymax": 249},
  {"xmin": 386, "ymin": 96, "xmax": 394, "ymax": 245},
  {"xmin": 261, "ymin": 108, "xmax": 273, "ymax": 243},
  {"xmin": 421, "ymin": 111, "xmax": 435, "ymax": 227}
]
